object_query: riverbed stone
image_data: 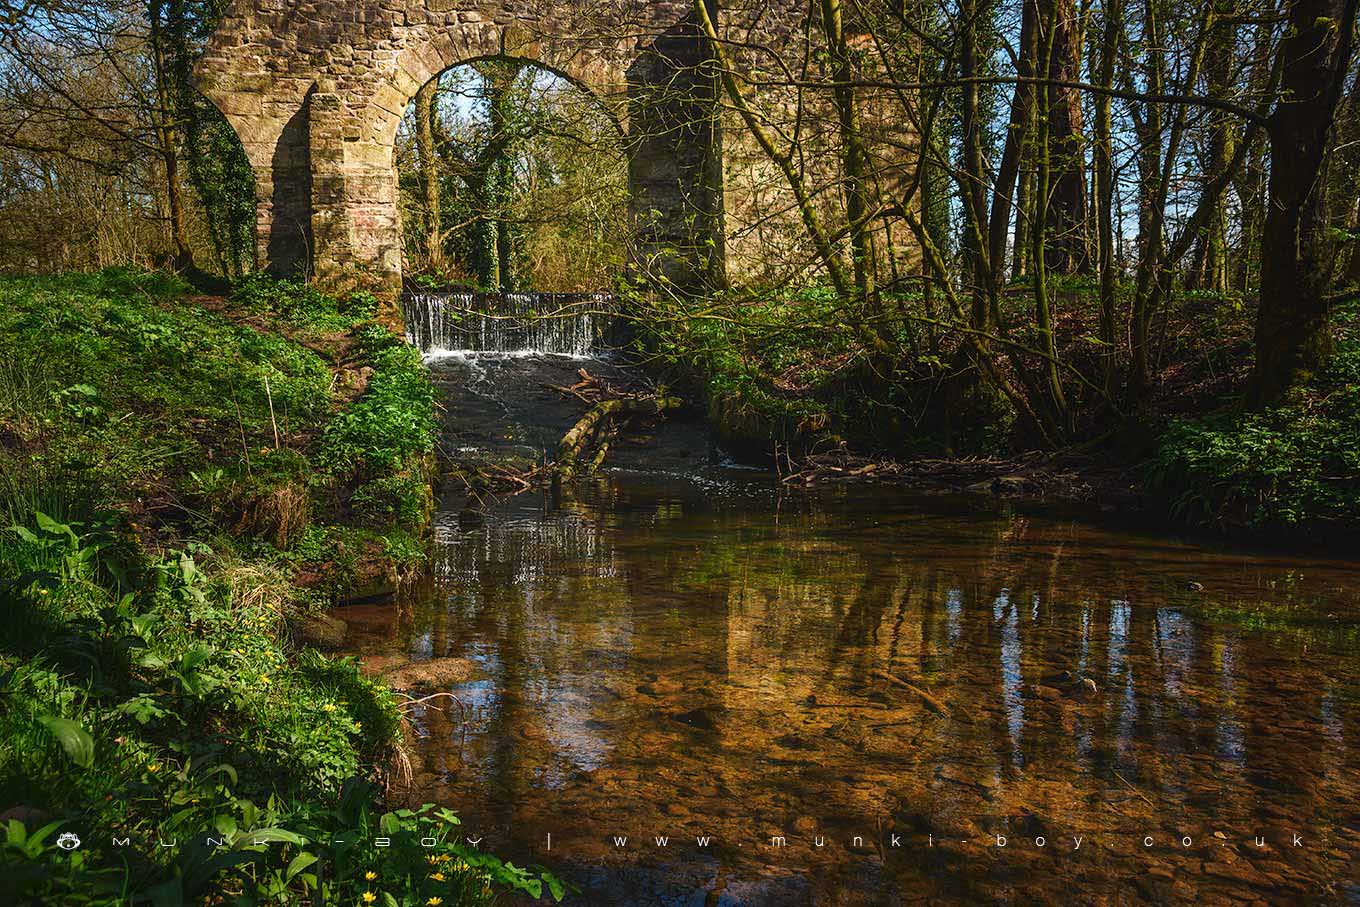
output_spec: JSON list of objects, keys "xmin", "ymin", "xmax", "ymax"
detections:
[
  {"xmin": 291, "ymin": 611, "xmax": 349, "ymax": 649},
  {"xmin": 379, "ymin": 656, "xmax": 479, "ymax": 689}
]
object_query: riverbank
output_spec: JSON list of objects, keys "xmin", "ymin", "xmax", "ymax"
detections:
[
  {"xmin": 626, "ymin": 283, "xmax": 1360, "ymax": 543},
  {"xmin": 0, "ymin": 270, "xmax": 561, "ymax": 904}
]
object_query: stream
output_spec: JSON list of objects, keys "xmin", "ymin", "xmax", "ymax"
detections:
[{"xmin": 337, "ymin": 295, "xmax": 1360, "ymax": 905}]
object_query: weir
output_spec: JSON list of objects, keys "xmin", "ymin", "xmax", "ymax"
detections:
[{"xmin": 401, "ymin": 291, "xmax": 611, "ymax": 357}]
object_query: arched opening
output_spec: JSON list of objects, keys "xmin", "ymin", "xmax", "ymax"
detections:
[
  {"xmin": 394, "ymin": 57, "xmax": 628, "ymax": 294},
  {"xmin": 199, "ymin": 7, "xmax": 727, "ymax": 303},
  {"xmin": 182, "ymin": 86, "xmax": 257, "ymax": 281}
]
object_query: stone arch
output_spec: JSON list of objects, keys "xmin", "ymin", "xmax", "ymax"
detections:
[
  {"xmin": 375, "ymin": 30, "xmax": 631, "ymax": 146},
  {"xmin": 196, "ymin": 1, "xmax": 735, "ymax": 297}
]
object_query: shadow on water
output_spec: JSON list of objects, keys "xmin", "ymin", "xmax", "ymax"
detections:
[{"xmin": 341, "ymin": 349, "xmax": 1360, "ymax": 906}]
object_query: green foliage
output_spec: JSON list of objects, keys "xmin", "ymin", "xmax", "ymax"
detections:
[
  {"xmin": 397, "ymin": 61, "xmax": 628, "ymax": 291},
  {"xmin": 321, "ymin": 342, "xmax": 438, "ymax": 476},
  {"xmin": 1151, "ymin": 319, "xmax": 1360, "ymax": 531},
  {"xmin": 0, "ymin": 270, "xmax": 333, "ymax": 509},
  {"xmin": 0, "ymin": 270, "xmax": 522, "ymax": 903},
  {"xmin": 232, "ymin": 274, "xmax": 379, "ymax": 334},
  {"xmin": 0, "ymin": 268, "xmax": 436, "ymax": 553},
  {"xmin": 632, "ymin": 283, "xmax": 1004, "ymax": 456},
  {"xmin": 0, "ymin": 503, "xmax": 552, "ymax": 904},
  {"xmin": 351, "ymin": 469, "xmax": 432, "ymax": 527}
]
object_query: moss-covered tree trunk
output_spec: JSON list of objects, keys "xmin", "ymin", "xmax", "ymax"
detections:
[{"xmin": 414, "ymin": 80, "xmax": 444, "ymax": 274}]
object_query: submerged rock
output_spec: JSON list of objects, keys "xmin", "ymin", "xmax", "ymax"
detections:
[
  {"xmin": 291, "ymin": 612, "xmax": 348, "ymax": 649},
  {"xmin": 380, "ymin": 657, "xmax": 478, "ymax": 691},
  {"xmin": 670, "ymin": 707, "xmax": 720, "ymax": 730}
]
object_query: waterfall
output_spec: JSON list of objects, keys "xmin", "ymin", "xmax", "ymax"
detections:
[{"xmin": 401, "ymin": 291, "xmax": 610, "ymax": 357}]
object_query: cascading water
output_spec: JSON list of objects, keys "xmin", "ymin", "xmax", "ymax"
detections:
[{"xmin": 401, "ymin": 291, "xmax": 610, "ymax": 357}]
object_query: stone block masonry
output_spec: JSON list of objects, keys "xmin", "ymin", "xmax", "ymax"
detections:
[
  {"xmin": 196, "ymin": 0, "xmax": 918, "ymax": 300},
  {"xmin": 196, "ymin": 0, "xmax": 752, "ymax": 297}
]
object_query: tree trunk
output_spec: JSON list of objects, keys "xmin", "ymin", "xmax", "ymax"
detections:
[
  {"xmin": 957, "ymin": 0, "xmax": 994, "ymax": 329},
  {"xmin": 1013, "ymin": 169, "xmax": 1032, "ymax": 278},
  {"xmin": 1186, "ymin": 0, "xmax": 1236, "ymax": 293},
  {"xmin": 1249, "ymin": 0, "xmax": 1358, "ymax": 406},
  {"xmin": 1040, "ymin": 0, "xmax": 1089, "ymax": 274},
  {"xmin": 821, "ymin": 0, "xmax": 876, "ymax": 302},
  {"xmin": 1092, "ymin": 0, "xmax": 1120, "ymax": 394},
  {"xmin": 414, "ymin": 80, "xmax": 443, "ymax": 274},
  {"xmin": 1348, "ymin": 197, "xmax": 1360, "ymax": 285},
  {"xmin": 486, "ymin": 66, "xmax": 515, "ymax": 290},
  {"xmin": 148, "ymin": 0, "xmax": 193, "ymax": 270},
  {"xmin": 1030, "ymin": 7, "xmax": 1070, "ymax": 434},
  {"xmin": 988, "ymin": 0, "xmax": 1038, "ymax": 296}
]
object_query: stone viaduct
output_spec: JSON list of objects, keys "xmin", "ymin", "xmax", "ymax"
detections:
[{"xmin": 196, "ymin": 0, "xmax": 811, "ymax": 297}]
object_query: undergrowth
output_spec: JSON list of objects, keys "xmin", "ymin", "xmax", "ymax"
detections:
[
  {"xmin": 0, "ymin": 269, "xmax": 562, "ymax": 903},
  {"xmin": 1150, "ymin": 303, "xmax": 1360, "ymax": 534}
]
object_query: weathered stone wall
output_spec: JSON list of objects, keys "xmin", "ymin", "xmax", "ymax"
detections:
[
  {"xmin": 196, "ymin": 0, "xmax": 918, "ymax": 297},
  {"xmin": 197, "ymin": 0, "xmax": 735, "ymax": 295}
]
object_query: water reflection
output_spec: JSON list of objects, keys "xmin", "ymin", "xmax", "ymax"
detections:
[{"xmin": 345, "ymin": 478, "xmax": 1360, "ymax": 905}]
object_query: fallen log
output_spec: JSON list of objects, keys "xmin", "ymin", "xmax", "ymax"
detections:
[{"xmin": 557, "ymin": 394, "xmax": 681, "ymax": 480}]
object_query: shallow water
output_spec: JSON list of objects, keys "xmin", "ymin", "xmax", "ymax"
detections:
[{"xmin": 342, "ymin": 352, "xmax": 1360, "ymax": 906}]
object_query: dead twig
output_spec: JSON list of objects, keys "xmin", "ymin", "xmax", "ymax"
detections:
[{"xmin": 872, "ymin": 669, "xmax": 957, "ymax": 719}]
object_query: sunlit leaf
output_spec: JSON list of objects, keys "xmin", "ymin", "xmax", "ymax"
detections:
[{"xmin": 38, "ymin": 716, "xmax": 94, "ymax": 768}]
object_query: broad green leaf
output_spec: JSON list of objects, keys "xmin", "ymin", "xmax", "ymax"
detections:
[
  {"xmin": 234, "ymin": 827, "xmax": 305, "ymax": 847},
  {"xmin": 9, "ymin": 525, "xmax": 38, "ymax": 544},
  {"xmin": 33, "ymin": 511, "xmax": 78, "ymax": 545},
  {"xmin": 179, "ymin": 553, "xmax": 198, "ymax": 586},
  {"xmin": 23, "ymin": 820, "xmax": 65, "ymax": 855},
  {"xmin": 285, "ymin": 851, "xmax": 317, "ymax": 881},
  {"xmin": 38, "ymin": 716, "xmax": 94, "ymax": 768}
]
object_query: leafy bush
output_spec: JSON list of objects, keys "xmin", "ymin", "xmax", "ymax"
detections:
[
  {"xmin": 350, "ymin": 469, "xmax": 432, "ymax": 528},
  {"xmin": 1151, "ymin": 322, "xmax": 1360, "ymax": 531},
  {"xmin": 0, "ymin": 271, "xmax": 541, "ymax": 904},
  {"xmin": 320, "ymin": 342, "xmax": 437, "ymax": 476},
  {"xmin": 0, "ymin": 270, "xmax": 333, "ymax": 507},
  {"xmin": 232, "ymin": 275, "xmax": 382, "ymax": 335}
]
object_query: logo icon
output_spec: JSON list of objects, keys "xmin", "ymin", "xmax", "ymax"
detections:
[{"xmin": 56, "ymin": 832, "xmax": 81, "ymax": 851}]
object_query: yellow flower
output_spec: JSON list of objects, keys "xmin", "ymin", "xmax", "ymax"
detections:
[
  {"xmin": 363, "ymin": 871, "xmax": 377, "ymax": 881},
  {"xmin": 426, "ymin": 855, "xmax": 440, "ymax": 865},
  {"xmin": 429, "ymin": 871, "xmax": 446, "ymax": 881},
  {"xmin": 259, "ymin": 674, "xmax": 271, "ymax": 685},
  {"xmin": 360, "ymin": 893, "xmax": 377, "ymax": 905},
  {"xmin": 427, "ymin": 899, "xmax": 444, "ymax": 906},
  {"xmin": 147, "ymin": 763, "xmax": 160, "ymax": 773},
  {"xmin": 323, "ymin": 703, "xmax": 338, "ymax": 713}
]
